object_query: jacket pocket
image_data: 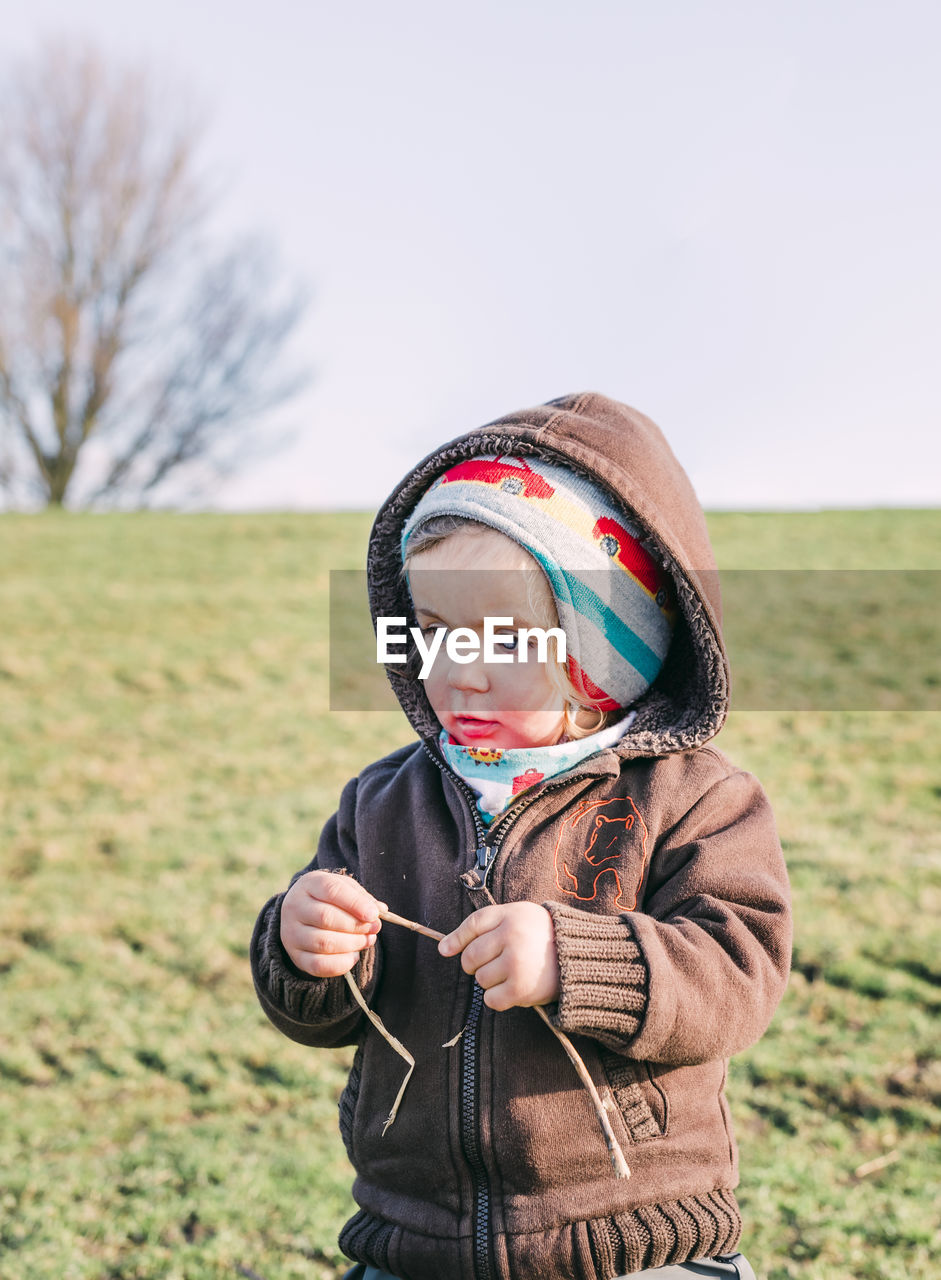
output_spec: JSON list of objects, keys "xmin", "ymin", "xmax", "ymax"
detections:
[
  {"xmin": 598, "ymin": 1047, "xmax": 669, "ymax": 1141},
  {"xmin": 338, "ymin": 1041, "xmax": 365, "ymax": 1162}
]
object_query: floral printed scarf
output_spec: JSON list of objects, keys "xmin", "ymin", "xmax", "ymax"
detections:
[{"xmin": 440, "ymin": 711, "xmax": 636, "ymax": 826}]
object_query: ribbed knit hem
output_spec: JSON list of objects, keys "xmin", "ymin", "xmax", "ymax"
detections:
[
  {"xmin": 340, "ymin": 1209, "xmax": 397, "ymax": 1273},
  {"xmin": 339, "ymin": 1190, "xmax": 742, "ymax": 1280},
  {"xmin": 544, "ymin": 900, "xmax": 649, "ymax": 1051},
  {"xmin": 587, "ymin": 1189, "xmax": 742, "ymax": 1276}
]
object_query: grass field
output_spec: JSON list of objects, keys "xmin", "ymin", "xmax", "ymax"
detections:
[{"xmin": 1, "ymin": 509, "xmax": 939, "ymax": 1280}]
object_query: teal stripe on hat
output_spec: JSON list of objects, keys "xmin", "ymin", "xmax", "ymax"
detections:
[{"xmin": 535, "ymin": 555, "xmax": 666, "ymax": 685}]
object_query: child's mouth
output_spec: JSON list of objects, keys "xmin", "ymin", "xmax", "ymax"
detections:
[{"xmin": 455, "ymin": 716, "xmax": 500, "ymax": 738}]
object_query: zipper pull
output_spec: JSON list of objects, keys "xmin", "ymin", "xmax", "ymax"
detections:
[{"xmin": 475, "ymin": 844, "xmax": 490, "ymax": 871}]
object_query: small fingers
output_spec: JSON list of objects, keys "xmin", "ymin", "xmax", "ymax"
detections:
[
  {"xmin": 475, "ymin": 962, "xmax": 532, "ymax": 1011},
  {"xmin": 281, "ymin": 913, "xmax": 379, "ymax": 979},
  {"xmin": 457, "ymin": 932, "xmax": 503, "ymax": 979},
  {"xmin": 301, "ymin": 870, "xmax": 386, "ymax": 924},
  {"xmin": 297, "ymin": 949, "xmax": 364, "ymax": 979},
  {"xmin": 438, "ymin": 902, "xmax": 559, "ymax": 1011},
  {"xmin": 438, "ymin": 905, "xmax": 505, "ymax": 958},
  {"xmin": 296, "ymin": 928, "xmax": 377, "ymax": 957},
  {"xmin": 472, "ymin": 955, "xmax": 510, "ymax": 993},
  {"xmin": 297, "ymin": 898, "xmax": 381, "ymax": 936},
  {"xmin": 481, "ymin": 982, "xmax": 518, "ymax": 1013}
]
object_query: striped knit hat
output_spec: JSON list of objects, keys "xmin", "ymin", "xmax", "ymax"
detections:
[{"xmin": 401, "ymin": 454, "xmax": 677, "ymax": 710}]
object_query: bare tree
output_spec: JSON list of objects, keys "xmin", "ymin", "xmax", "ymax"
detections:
[{"xmin": 0, "ymin": 42, "xmax": 308, "ymax": 510}]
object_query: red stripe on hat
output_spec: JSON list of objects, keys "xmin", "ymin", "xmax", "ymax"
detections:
[
  {"xmin": 592, "ymin": 516, "xmax": 673, "ymax": 604},
  {"xmin": 566, "ymin": 656, "xmax": 622, "ymax": 712},
  {"xmin": 440, "ymin": 456, "xmax": 556, "ymax": 501}
]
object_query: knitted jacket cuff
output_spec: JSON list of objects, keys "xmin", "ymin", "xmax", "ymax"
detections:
[
  {"xmin": 543, "ymin": 900, "xmax": 649, "ymax": 1051},
  {"xmin": 251, "ymin": 891, "xmax": 379, "ymax": 1034}
]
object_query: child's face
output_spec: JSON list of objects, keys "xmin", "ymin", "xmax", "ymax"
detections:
[{"xmin": 406, "ymin": 527, "xmax": 566, "ymax": 750}]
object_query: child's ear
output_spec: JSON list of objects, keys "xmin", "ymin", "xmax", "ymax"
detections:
[{"xmin": 566, "ymin": 703, "xmax": 609, "ymax": 739}]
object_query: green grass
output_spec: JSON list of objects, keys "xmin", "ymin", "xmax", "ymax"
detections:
[{"xmin": 0, "ymin": 509, "xmax": 939, "ymax": 1279}]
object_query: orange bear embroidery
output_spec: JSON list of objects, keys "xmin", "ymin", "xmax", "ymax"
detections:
[{"xmin": 553, "ymin": 796, "xmax": 650, "ymax": 911}]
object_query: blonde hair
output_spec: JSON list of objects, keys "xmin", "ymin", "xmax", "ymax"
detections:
[{"xmin": 402, "ymin": 515, "xmax": 617, "ymax": 740}]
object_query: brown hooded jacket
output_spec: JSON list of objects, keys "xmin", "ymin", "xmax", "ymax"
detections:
[{"xmin": 250, "ymin": 392, "xmax": 792, "ymax": 1280}]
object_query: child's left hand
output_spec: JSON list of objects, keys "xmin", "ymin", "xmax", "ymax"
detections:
[{"xmin": 438, "ymin": 903, "xmax": 560, "ymax": 1011}]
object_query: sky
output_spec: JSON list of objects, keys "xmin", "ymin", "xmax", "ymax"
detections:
[{"xmin": 4, "ymin": 0, "xmax": 940, "ymax": 510}]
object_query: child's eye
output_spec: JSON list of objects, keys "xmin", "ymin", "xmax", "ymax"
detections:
[{"xmin": 495, "ymin": 632, "xmax": 519, "ymax": 651}]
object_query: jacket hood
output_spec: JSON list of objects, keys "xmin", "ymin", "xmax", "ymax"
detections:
[{"xmin": 366, "ymin": 391, "xmax": 728, "ymax": 757}]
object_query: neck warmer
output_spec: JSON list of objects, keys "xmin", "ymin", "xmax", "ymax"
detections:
[{"xmin": 440, "ymin": 711, "xmax": 636, "ymax": 825}]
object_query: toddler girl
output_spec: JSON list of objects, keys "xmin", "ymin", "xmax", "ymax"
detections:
[{"xmin": 251, "ymin": 392, "xmax": 791, "ymax": 1280}]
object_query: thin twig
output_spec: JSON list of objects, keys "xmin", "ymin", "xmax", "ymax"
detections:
[
  {"xmin": 854, "ymin": 1149, "xmax": 900, "ymax": 1180},
  {"xmin": 533, "ymin": 1006, "xmax": 630, "ymax": 1179},
  {"xmin": 343, "ymin": 970, "xmax": 415, "ymax": 1134},
  {"xmin": 379, "ymin": 908, "xmax": 445, "ymax": 942},
  {"xmin": 375, "ymin": 907, "xmax": 631, "ymax": 1179},
  {"xmin": 378, "ymin": 910, "xmax": 464, "ymax": 1045}
]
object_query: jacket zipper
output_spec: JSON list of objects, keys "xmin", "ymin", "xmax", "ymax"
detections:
[
  {"xmin": 422, "ymin": 743, "xmax": 495, "ymax": 1280},
  {"xmin": 421, "ymin": 741, "xmax": 600, "ymax": 1280}
]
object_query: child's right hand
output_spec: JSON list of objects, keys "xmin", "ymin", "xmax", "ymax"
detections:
[{"xmin": 280, "ymin": 871, "xmax": 386, "ymax": 978}]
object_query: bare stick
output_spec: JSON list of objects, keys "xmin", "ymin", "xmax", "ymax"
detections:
[
  {"xmin": 379, "ymin": 908, "xmax": 445, "ymax": 942},
  {"xmin": 378, "ymin": 911, "xmax": 464, "ymax": 1046},
  {"xmin": 376, "ymin": 907, "xmax": 631, "ymax": 1179},
  {"xmin": 854, "ymin": 1150, "xmax": 900, "ymax": 1180},
  {"xmin": 343, "ymin": 970, "xmax": 415, "ymax": 1135},
  {"xmin": 533, "ymin": 1006, "xmax": 630, "ymax": 1179}
]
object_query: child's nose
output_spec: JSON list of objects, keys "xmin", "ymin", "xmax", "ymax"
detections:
[{"xmin": 447, "ymin": 651, "xmax": 491, "ymax": 692}]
